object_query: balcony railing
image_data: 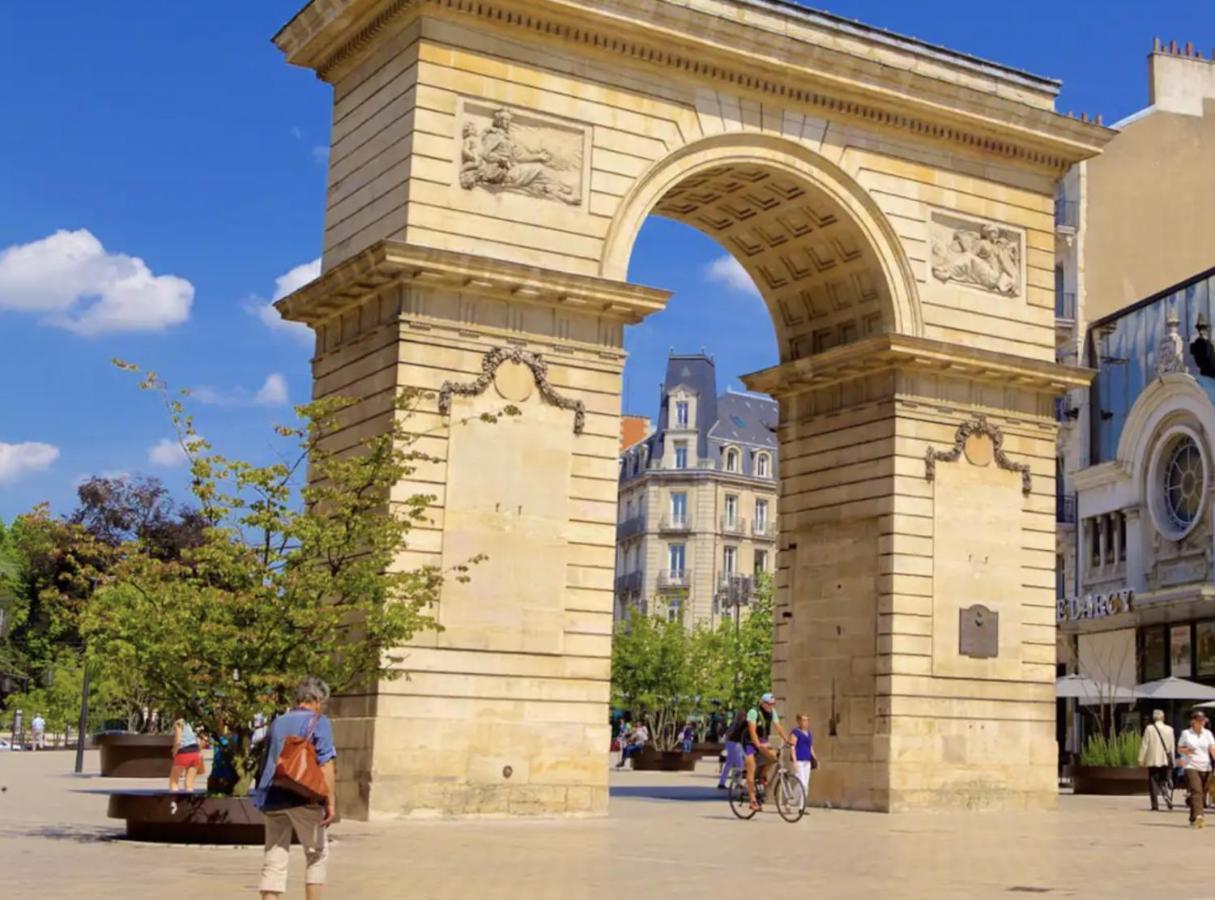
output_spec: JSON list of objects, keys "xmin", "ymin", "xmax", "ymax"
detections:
[
  {"xmin": 720, "ymin": 515, "xmax": 746, "ymax": 535},
  {"xmin": 1056, "ymin": 495, "xmax": 1077, "ymax": 525},
  {"xmin": 752, "ymin": 519, "xmax": 777, "ymax": 540},
  {"xmin": 1055, "ymin": 291, "xmax": 1076, "ymax": 321},
  {"xmin": 657, "ymin": 569, "xmax": 692, "ymax": 590},
  {"xmin": 615, "ymin": 571, "xmax": 644, "ymax": 593},
  {"xmin": 658, "ymin": 516, "xmax": 693, "ymax": 533},
  {"xmin": 616, "ymin": 516, "xmax": 646, "ymax": 540},
  {"xmin": 1055, "ymin": 200, "xmax": 1079, "ymax": 229}
]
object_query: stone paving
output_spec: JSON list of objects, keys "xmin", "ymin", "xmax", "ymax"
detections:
[{"xmin": 2, "ymin": 750, "xmax": 1213, "ymax": 899}]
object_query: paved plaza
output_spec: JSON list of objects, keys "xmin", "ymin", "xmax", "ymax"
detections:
[{"xmin": 1, "ymin": 750, "xmax": 1213, "ymax": 898}]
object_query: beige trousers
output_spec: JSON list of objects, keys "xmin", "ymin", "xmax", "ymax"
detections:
[{"xmin": 259, "ymin": 805, "xmax": 328, "ymax": 894}]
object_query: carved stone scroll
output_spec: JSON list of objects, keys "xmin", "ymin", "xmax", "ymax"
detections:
[
  {"xmin": 924, "ymin": 415, "xmax": 1032, "ymax": 495},
  {"xmin": 459, "ymin": 103, "xmax": 585, "ymax": 206},
  {"xmin": 930, "ymin": 212, "xmax": 1022, "ymax": 297},
  {"xmin": 438, "ymin": 346, "xmax": 586, "ymax": 434}
]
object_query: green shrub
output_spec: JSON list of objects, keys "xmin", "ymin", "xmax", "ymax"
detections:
[{"xmin": 1079, "ymin": 730, "xmax": 1140, "ymax": 767}]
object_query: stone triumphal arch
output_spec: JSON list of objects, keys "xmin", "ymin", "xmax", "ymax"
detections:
[{"xmin": 273, "ymin": 0, "xmax": 1110, "ymax": 816}]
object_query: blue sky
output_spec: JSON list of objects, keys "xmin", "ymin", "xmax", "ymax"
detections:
[{"xmin": 1, "ymin": 1, "xmax": 1211, "ymax": 519}]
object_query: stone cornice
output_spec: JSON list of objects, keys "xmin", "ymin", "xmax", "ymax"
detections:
[
  {"xmin": 1071, "ymin": 460, "xmax": 1130, "ymax": 492},
  {"xmin": 274, "ymin": 0, "xmax": 1112, "ymax": 169},
  {"xmin": 741, "ymin": 334, "xmax": 1094, "ymax": 399},
  {"xmin": 273, "ymin": 240, "xmax": 671, "ymax": 328}
]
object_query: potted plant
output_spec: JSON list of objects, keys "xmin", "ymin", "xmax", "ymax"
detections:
[{"xmin": 1071, "ymin": 731, "xmax": 1146, "ymax": 794}]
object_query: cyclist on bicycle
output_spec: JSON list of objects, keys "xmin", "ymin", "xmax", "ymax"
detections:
[{"xmin": 742, "ymin": 691, "xmax": 791, "ymax": 811}]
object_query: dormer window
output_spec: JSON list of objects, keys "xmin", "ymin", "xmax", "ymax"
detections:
[
  {"xmin": 756, "ymin": 452, "xmax": 771, "ymax": 478},
  {"xmin": 725, "ymin": 447, "xmax": 740, "ymax": 473},
  {"xmin": 675, "ymin": 400, "xmax": 689, "ymax": 428}
]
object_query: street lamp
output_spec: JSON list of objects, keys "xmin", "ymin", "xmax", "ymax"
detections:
[
  {"xmin": 722, "ymin": 573, "xmax": 753, "ymax": 701},
  {"xmin": 74, "ymin": 577, "xmax": 99, "ymax": 774}
]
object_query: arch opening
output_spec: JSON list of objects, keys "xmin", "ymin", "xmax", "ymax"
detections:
[{"xmin": 604, "ymin": 134, "xmax": 922, "ymax": 363}]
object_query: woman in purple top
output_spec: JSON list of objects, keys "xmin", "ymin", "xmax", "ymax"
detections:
[{"xmin": 790, "ymin": 714, "xmax": 818, "ymax": 811}]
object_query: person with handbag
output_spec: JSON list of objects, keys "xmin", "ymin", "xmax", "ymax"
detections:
[
  {"xmin": 252, "ymin": 676, "xmax": 338, "ymax": 899},
  {"xmin": 1138, "ymin": 709, "xmax": 1176, "ymax": 811},
  {"xmin": 1178, "ymin": 710, "xmax": 1215, "ymax": 828}
]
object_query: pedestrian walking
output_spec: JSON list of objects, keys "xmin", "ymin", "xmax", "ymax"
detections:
[
  {"xmin": 253, "ymin": 676, "xmax": 337, "ymax": 899},
  {"xmin": 1138, "ymin": 709, "xmax": 1176, "ymax": 811},
  {"xmin": 30, "ymin": 713, "xmax": 46, "ymax": 751},
  {"xmin": 680, "ymin": 722, "xmax": 696, "ymax": 754},
  {"xmin": 169, "ymin": 718, "xmax": 205, "ymax": 791},
  {"xmin": 1179, "ymin": 710, "xmax": 1215, "ymax": 827},
  {"xmin": 717, "ymin": 709, "xmax": 747, "ymax": 790},
  {"xmin": 790, "ymin": 714, "xmax": 818, "ymax": 809}
]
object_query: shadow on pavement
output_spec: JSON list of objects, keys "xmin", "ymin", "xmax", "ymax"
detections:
[{"xmin": 610, "ymin": 784, "xmax": 723, "ymax": 803}]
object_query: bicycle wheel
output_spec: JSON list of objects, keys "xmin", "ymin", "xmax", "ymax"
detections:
[
  {"xmin": 728, "ymin": 775, "xmax": 757, "ymax": 820},
  {"xmin": 775, "ymin": 773, "xmax": 806, "ymax": 823}
]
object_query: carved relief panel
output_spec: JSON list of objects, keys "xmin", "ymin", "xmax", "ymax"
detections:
[
  {"xmin": 457, "ymin": 100, "xmax": 589, "ymax": 207},
  {"xmin": 929, "ymin": 211, "xmax": 1024, "ymax": 298}
]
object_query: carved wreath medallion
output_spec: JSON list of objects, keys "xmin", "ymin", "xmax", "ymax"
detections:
[
  {"xmin": 924, "ymin": 415, "xmax": 1032, "ymax": 496},
  {"xmin": 438, "ymin": 346, "xmax": 586, "ymax": 434}
]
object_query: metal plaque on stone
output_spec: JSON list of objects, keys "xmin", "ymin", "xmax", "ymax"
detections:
[{"xmin": 959, "ymin": 604, "xmax": 998, "ymax": 659}]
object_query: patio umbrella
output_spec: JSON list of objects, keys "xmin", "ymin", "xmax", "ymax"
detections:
[
  {"xmin": 1055, "ymin": 674, "xmax": 1134, "ymax": 704},
  {"xmin": 1134, "ymin": 677, "xmax": 1215, "ymax": 701}
]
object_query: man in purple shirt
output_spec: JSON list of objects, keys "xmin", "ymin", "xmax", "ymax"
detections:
[{"xmin": 254, "ymin": 677, "xmax": 338, "ymax": 899}]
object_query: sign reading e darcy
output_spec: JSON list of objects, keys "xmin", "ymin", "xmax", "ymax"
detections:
[{"xmin": 1056, "ymin": 589, "xmax": 1134, "ymax": 624}]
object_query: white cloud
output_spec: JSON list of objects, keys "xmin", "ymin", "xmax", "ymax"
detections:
[
  {"xmin": 253, "ymin": 373, "xmax": 289, "ymax": 407},
  {"xmin": 245, "ymin": 258, "xmax": 320, "ymax": 344},
  {"xmin": 148, "ymin": 438, "xmax": 189, "ymax": 468},
  {"xmin": 312, "ymin": 145, "xmax": 330, "ymax": 167},
  {"xmin": 0, "ymin": 229, "xmax": 193, "ymax": 336},
  {"xmin": 189, "ymin": 373, "xmax": 288, "ymax": 408},
  {"xmin": 704, "ymin": 255, "xmax": 760, "ymax": 297},
  {"xmin": 272, "ymin": 259, "xmax": 322, "ymax": 301},
  {"xmin": 0, "ymin": 442, "xmax": 59, "ymax": 485}
]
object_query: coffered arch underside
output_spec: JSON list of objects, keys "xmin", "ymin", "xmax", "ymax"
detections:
[{"xmin": 602, "ymin": 134, "xmax": 921, "ymax": 363}]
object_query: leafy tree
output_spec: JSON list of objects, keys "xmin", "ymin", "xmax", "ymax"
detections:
[
  {"xmin": 2, "ymin": 655, "xmax": 131, "ymax": 739},
  {"xmin": 82, "ymin": 364, "xmax": 499, "ymax": 794},
  {"xmin": 72, "ymin": 475, "xmax": 206, "ymax": 559},
  {"xmin": 719, "ymin": 573, "xmax": 774, "ymax": 711},
  {"xmin": 611, "ymin": 610, "xmax": 728, "ymax": 750}
]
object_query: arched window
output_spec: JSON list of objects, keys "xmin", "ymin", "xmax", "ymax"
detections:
[
  {"xmin": 756, "ymin": 452, "xmax": 771, "ymax": 478},
  {"xmin": 725, "ymin": 447, "xmax": 740, "ymax": 473}
]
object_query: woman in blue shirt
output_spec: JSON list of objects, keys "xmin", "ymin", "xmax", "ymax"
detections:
[
  {"xmin": 253, "ymin": 676, "xmax": 338, "ymax": 899},
  {"xmin": 791, "ymin": 714, "xmax": 818, "ymax": 811}
]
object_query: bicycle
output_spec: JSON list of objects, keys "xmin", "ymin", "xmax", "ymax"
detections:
[{"xmin": 726, "ymin": 744, "xmax": 806, "ymax": 823}]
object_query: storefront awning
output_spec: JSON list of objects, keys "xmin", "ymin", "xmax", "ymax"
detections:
[
  {"xmin": 1136, "ymin": 677, "xmax": 1215, "ymax": 701},
  {"xmin": 1055, "ymin": 674, "xmax": 1135, "ymax": 704}
]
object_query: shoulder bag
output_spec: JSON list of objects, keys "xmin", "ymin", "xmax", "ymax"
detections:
[{"xmin": 272, "ymin": 714, "xmax": 328, "ymax": 803}]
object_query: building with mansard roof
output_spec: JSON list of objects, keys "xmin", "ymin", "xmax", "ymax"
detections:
[{"xmin": 615, "ymin": 351, "xmax": 777, "ymax": 624}]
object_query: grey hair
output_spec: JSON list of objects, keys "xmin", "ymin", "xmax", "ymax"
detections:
[
  {"xmin": 1153, "ymin": 709, "xmax": 1166, "ymax": 722},
  {"xmin": 294, "ymin": 676, "xmax": 331, "ymax": 705}
]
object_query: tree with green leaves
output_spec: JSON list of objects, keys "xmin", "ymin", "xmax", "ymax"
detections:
[
  {"xmin": 719, "ymin": 573, "xmax": 774, "ymax": 711},
  {"xmin": 610, "ymin": 609, "xmax": 730, "ymax": 750},
  {"xmin": 81, "ymin": 363, "xmax": 503, "ymax": 794}
]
